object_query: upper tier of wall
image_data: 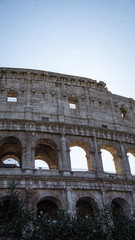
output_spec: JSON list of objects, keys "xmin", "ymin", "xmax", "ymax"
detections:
[{"xmin": 0, "ymin": 67, "xmax": 135, "ymax": 134}]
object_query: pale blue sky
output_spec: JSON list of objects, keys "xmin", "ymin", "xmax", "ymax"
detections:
[{"xmin": 0, "ymin": 0, "xmax": 135, "ymax": 99}]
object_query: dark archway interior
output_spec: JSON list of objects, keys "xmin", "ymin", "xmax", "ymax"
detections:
[
  {"xmin": 37, "ymin": 200, "xmax": 58, "ymax": 218},
  {"xmin": 76, "ymin": 198, "xmax": 96, "ymax": 218},
  {"xmin": 111, "ymin": 198, "xmax": 131, "ymax": 217},
  {"xmin": 111, "ymin": 200, "xmax": 123, "ymax": 216}
]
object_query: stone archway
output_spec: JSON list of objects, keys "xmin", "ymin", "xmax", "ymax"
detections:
[
  {"xmin": 37, "ymin": 196, "xmax": 62, "ymax": 218},
  {"xmin": 0, "ymin": 136, "xmax": 22, "ymax": 168},
  {"xmin": 70, "ymin": 141, "xmax": 92, "ymax": 171},
  {"xmin": 101, "ymin": 144, "xmax": 122, "ymax": 174},
  {"xmin": 76, "ymin": 196, "xmax": 97, "ymax": 218},
  {"xmin": 35, "ymin": 138, "xmax": 58, "ymax": 169},
  {"xmin": 127, "ymin": 149, "xmax": 135, "ymax": 175},
  {"xmin": 111, "ymin": 197, "xmax": 131, "ymax": 217}
]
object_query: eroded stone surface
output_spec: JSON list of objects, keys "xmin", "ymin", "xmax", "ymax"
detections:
[{"xmin": 0, "ymin": 67, "xmax": 135, "ymax": 216}]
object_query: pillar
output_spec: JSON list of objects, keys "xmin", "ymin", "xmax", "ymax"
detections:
[
  {"xmin": 55, "ymin": 82, "xmax": 65, "ymax": 122},
  {"xmin": 131, "ymin": 191, "xmax": 135, "ymax": 210},
  {"xmin": 60, "ymin": 134, "xmax": 71, "ymax": 171},
  {"xmin": 66, "ymin": 186, "xmax": 74, "ymax": 213},
  {"xmin": 21, "ymin": 147, "xmax": 26, "ymax": 169},
  {"xmin": 58, "ymin": 148, "xmax": 63, "ymax": 172},
  {"xmin": 101, "ymin": 187, "xmax": 107, "ymax": 206},
  {"xmin": 25, "ymin": 131, "xmax": 33, "ymax": 169},
  {"xmin": 119, "ymin": 141, "xmax": 131, "ymax": 177},
  {"xmin": 31, "ymin": 146, "xmax": 35, "ymax": 169},
  {"xmin": 89, "ymin": 150, "xmax": 97, "ymax": 172},
  {"xmin": 92, "ymin": 134, "xmax": 104, "ymax": 177}
]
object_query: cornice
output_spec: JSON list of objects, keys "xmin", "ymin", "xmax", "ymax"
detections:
[
  {"xmin": 0, "ymin": 118, "xmax": 135, "ymax": 143},
  {"xmin": 0, "ymin": 67, "xmax": 107, "ymax": 91},
  {"xmin": 0, "ymin": 172, "xmax": 134, "ymax": 191}
]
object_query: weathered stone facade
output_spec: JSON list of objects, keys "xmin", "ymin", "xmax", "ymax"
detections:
[{"xmin": 0, "ymin": 67, "xmax": 135, "ymax": 216}]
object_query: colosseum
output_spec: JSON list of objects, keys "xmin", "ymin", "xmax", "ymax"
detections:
[{"xmin": 0, "ymin": 67, "xmax": 135, "ymax": 217}]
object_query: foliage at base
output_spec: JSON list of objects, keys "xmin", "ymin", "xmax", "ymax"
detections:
[{"xmin": 0, "ymin": 182, "xmax": 135, "ymax": 240}]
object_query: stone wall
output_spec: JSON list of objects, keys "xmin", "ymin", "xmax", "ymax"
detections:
[{"xmin": 0, "ymin": 67, "xmax": 135, "ymax": 216}]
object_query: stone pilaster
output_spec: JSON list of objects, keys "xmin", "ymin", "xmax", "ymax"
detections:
[
  {"xmin": 131, "ymin": 190, "xmax": 135, "ymax": 210},
  {"xmin": 55, "ymin": 81, "xmax": 65, "ymax": 122},
  {"xmin": 92, "ymin": 134, "xmax": 104, "ymax": 177},
  {"xmin": 31, "ymin": 147, "xmax": 35, "ymax": 169},
  {"xmin": 119, "ymin": 141, "xmax": 131, "ymax": 177},
  {"xmin": 58, "ymin": 149, "xmax": 63, "ymax": 172},
  {"xmin": 66, "ymin": 186, "xmax": 74, "ymax": 213},
  {"xmin": 60, "ymin": 134, "xmax": 71, "ymax": 171},
  {"xmin": 21, "ymin": 147, "xmax": 26, "ymax": 169},
  {"xmin": 89, "ymin": 136, "xmax": 97, "ymax": 172},
  {"xmin": 89, "ymin": 150, "xmax": 97, "ymax": 172},
  {"xmin": 25, "ymin": 131, "xmax": 33, "ymax": 169}
]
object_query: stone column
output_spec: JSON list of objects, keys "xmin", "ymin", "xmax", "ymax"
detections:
[
  {"xmin": 21, "ymin": 147, "xmax": 26, "ymax": 169},
  {"xmin": 66, "ymin": 186, "xmax": 74, "ymax": 213},
  {"xmin": 101, "ymin": 186, "xmax": 107, "ymax": 206},
  {"xmin": 88, "ymin": 150, "xmax": 96, "ymax": 172},
  {"xmin": 85, "ymin": 89, "xmax": 95, "ymax": 126},
  {"xmin": 58, "ymin": 149, "xmax": 63, "ymax": 172},
  {"xmin": 119, "ymin": 141, "xmax": 131, "ymax": 177},
  {"xmin": 55, "ymin": 82, "xmax": 65, "ymax": 122},
  {"xmin": 89, "ymin": 138, "xmax": 97, "ymax": 173},
  {"xmin": 31, "ymin": 146, "xmax": 35, "ymax": 169},
  {"xmin": 92, "ymin": 134, "xmax": 104, "ymax": 177},
  {"xmin": 60, "ymin": 134, "xmax": 71, "ymax": 171},
  {"xmin": 131, "ymin": 191, "xmax": 135, "ymax": 210},
  {"xmin": 25, "ymin": 76, "xmax": 33, "ymax": 120},
  {"xmin": 25, "ymin": 131, "xmax": 33, "ymax": 169},
  {"xmin": 67, "ymin": 148, "xmax": 71, "ymax": 170}
]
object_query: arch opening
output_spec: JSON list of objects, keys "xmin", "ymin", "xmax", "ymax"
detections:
[
  {"xmin": 35, "ymin": 139, "xmax": 58, "ymax": 170},
  {"xmin": 3, "ymin": 158, "xmax": 20, "ymax": 168},
  {"xmin": 111, "ymin": 197, "xmax": 131, "ymax": 218},
  {"xmin": 70, "ymin": 146, "xmax": 88, "ymax": 171},
  {"xmin": 70, "ymin": 141, "xmax": 92, "ymax": 171},
  {"xmin": 0, "ymin": 137, "xmax": 22, "ymax": 168},
  {"xmin": 35, "ymin": 159, "xmax": 49, "ymax": 170},
  {"xmin": 76, "ymin": 197, "xmax": 97, "ymax": 218},
  {"xmin": 37, "ymin": 197, "xmax": 60, "ymax": 218},
  {"xmin": 101, "ymin": 145, "xmax": 121, "ymax": 174},
  {"xmin": 101, "ymin": 149, "xmax": 116, "ymax": 173},
  {"xmin": 127, "ymin": 151, "xmax": 135, "ymax": 175},
  {"xmin": 111, "ymin": 201, "xmax": 123, "ymax": 216}
]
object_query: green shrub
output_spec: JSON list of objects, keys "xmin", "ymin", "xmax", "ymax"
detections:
[{"xmin": 0, "ymin": 183, "xmax": 135, "ymax": 240}]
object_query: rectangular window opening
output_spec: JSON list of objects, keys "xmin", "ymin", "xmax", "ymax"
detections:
[
  {"xmin": 102, "ymin": 124, "xmax": 107, "ymax": 129},
  {"xmin": 7, "ymin": 97, "xmax": 17, "ymax": 102},
  {"xmin": 7, "ymin": 93, "xmax": 17, "ymax": 102},
  {"xmin": 69, "ymin": 99, "xmax": 78, "ymax": 109},
  {"xmin": 69, "ymin": 103, "xmax": 76, "ymax": 109}
]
